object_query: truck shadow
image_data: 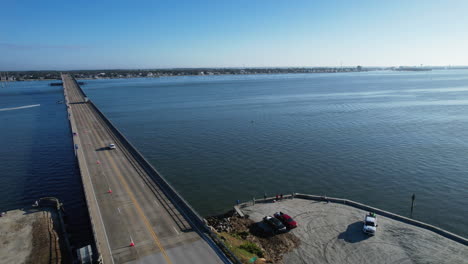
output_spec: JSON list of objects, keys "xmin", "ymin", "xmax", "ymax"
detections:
[{"xmin": 338, "ymin": 221, "xmax": 371, "ymax": 243}]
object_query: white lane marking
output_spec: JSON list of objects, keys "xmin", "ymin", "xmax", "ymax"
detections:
[
  {"xmin": 117, "ymin": 207, "xmax": 121, "ymax": 214},
  {"xmin": 154, "ymin": 200, "xmax": 160, "ymax": 207},
  {"xmin": 0, "ymin": 104, "xmax": 40, "ymax": 112},
  {"xmin": 71, "ymin": 99, "xmax": 115, "ymax": 264},
  {"xmin": 172, "ymin": 226, "xmax": 179, "ymax": 235}
]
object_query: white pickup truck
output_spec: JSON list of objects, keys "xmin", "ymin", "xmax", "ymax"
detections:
[{"xmin": 363, "ymin": 212, "xmax": 377, "ymax": 235}]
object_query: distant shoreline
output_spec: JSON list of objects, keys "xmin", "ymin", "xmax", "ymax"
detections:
[
  {"xmin": 2, "ymin": 67, "xmax": 459, "ymax": 83},
  {"xmin": 1, "ymin": 72, "xmax": 367, "ymax": 83}
]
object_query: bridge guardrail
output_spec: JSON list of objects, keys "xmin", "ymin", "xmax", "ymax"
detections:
[
  {"xmin": 70, "ymin": 76, "xmax": 241, "ymax": 264},
  {"xmin": 63, "ymin": 75, "xmax": 103, "ymax": 263}
]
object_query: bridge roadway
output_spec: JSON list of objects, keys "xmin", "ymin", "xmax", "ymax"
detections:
[{"xmin": 62, "ymin": 74, "xmax": 227, "ymax": 264}]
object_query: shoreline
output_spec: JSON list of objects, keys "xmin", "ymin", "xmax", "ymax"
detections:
[
  {"xmin": 2, "ymin": 71, "xmax": 363, "ymax": 82},
  {"xmin": 1, "ymin": 67, "xmax": 450, "ymax": 83}
]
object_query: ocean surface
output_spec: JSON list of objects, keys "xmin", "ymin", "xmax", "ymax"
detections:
[
  {"xmin": 83, "ymin": 70, "xmax": 468, "ymax": 237},
  {"xmin": 0, "ymin": 81, "xmax": 93, "ymax": 248},
  {"xmin": 1, "ymin": 70, "xmax": 467, "ymax": 240}
]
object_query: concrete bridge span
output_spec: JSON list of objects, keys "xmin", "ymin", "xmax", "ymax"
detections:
[{"xmin": 63, "ymin": 74, "xmax": 235, "ymax": 264}]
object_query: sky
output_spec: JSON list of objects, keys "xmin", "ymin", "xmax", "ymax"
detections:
[{"xmin": 1, "ymin": 0, "xmax": 467, "ymax": 70}]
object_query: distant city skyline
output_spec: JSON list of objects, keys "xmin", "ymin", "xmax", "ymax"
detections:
[{"xmin": 1, "ymin": 0, "xmax": 467, "ymax": 71}]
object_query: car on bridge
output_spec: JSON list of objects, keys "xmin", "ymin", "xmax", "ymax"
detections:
[{"xmin": 108, "ymin": 143, "xmax": 116, "ymax": 150}]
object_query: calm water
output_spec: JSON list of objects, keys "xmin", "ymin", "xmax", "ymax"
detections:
[
  {"xmin": 1, "ymin": 70, "xmax": 467, "ymax": 240},
  {"xmin": 83, "ymin": 70, "xmax": 468, "ymax": 238},
  {"xmin": 0, "ymin": 81, "xmax": 93, "ymax": 248}
]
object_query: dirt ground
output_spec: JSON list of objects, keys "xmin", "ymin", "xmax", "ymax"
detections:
[
  {"xmin": 232, "ymin": 216, "xmax": 300, "ymax": 263},
  {"xmin": 207, "ymin": 211, "xmax": 300, "ymax": 263},
  {"xmin": 0, "ymin": 208, "xmax": 62, "ymax": 264},
  {"xmin": 239, "ymin": 198, "xmax": 468, "ymax": 264}
]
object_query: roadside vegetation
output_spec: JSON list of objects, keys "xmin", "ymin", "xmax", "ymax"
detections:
[
  {"xmin": 219, "ymin": 232, "xmax": 265, "ymax": 263},
  {"xmin": 208, "ymin": 211, "xmax": 300, "ymax": 264}
]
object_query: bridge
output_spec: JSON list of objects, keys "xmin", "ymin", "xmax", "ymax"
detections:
[{"xmin": 62, "ymin": 74, "xmax": 233, "ymax": 264}]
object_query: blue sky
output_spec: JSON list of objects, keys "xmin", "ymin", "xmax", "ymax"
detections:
[{"xmin": 1, "ymin": 0, "xmax": 467, "ymax": 70}]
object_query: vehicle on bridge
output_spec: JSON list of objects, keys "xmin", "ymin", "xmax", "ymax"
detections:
[{"xmin": 108, "ymin": 143, "xmax": 116, "ymax": 150}]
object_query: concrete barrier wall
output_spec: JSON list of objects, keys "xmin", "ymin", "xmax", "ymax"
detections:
[
  {"xmin": 292, "ymin": 193, "xmax": 468, "ymax": 246},
  {"xmin": 90, "ymin": 100, "xmax": 206, "ymax": 225},
  {"xmin": 236, "ymin": 194, "xmax": 467, "ymax": 246},
  {"xmin": 71, "ymin": 77, "xmax": 241, "ymax": 264},
  {"xmin": 71, "ymin": 78, "xmax": 205, "ymax": 227},
  {"xmin": 63, "ymin": 83, "xmax": 103, "ymax": 263}
]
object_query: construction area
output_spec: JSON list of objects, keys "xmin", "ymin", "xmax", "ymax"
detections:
[{"xmin": 0, "ymin": 206, "xmax": 67, "ymax": 264}]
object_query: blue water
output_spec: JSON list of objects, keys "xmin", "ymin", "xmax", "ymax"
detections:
[
  {"xmin": 83, "ymin": 70, "xmax": 468, "ymax": 237},
  {"xmin": 1, "ymin": 70, "xmax": 467, "ymax": 240},
  {"xmin": 0, "ymin": 81, "xmax": 93, "ymax": 248}
]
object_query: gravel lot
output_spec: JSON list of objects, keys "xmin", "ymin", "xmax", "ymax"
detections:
[
  {"xmin": 240, "ymin": 199, "xmax": 468, "ymax": 264},
  {"xmin": 0, "ymin": 208, "xmax": 62, "ymax": 264}
]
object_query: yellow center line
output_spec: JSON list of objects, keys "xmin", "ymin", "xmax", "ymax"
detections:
[
  {"xmin": 66, "ymin": 75, "xmax": 172, "ymax": 263},
  {"xmin": 102, "ymin": 149, "xmax": 173, "ymax": 264}
]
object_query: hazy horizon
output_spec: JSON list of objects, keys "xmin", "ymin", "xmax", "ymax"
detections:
[
  {"xmin": 2, "ymin": 65, "xmax": 468, "ymax": 73},
  {"xmin": 1, "ymin": 0, "xmax": 467, "ymax": 71}
]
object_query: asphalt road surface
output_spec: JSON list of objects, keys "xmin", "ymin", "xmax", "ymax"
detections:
[
  {"xmin": 241, "ymin": 199, "xmax": 468, "ymax": 264},
  {"xmin": 63, "ymin": 74, "xmax": 226, "ymax": 264}
]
